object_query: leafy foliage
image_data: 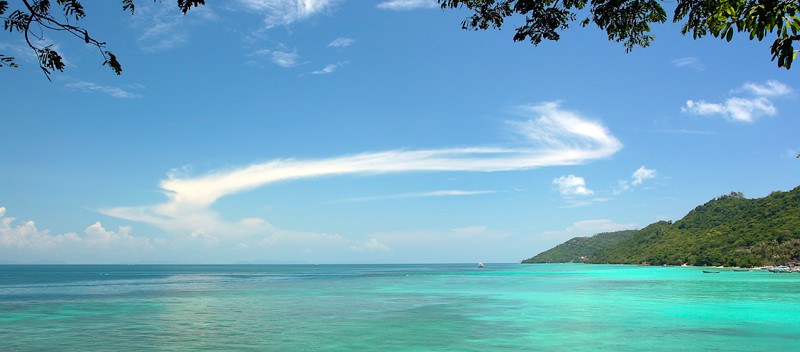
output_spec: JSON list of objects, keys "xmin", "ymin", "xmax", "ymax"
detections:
[
  {"xmin": 524, "ymin": 186, "xmax": 800, "ymax": 266},
  {"xmin": 0, "ymin": 0, "xmax": 205, "ymax": 79},
  {"xmin": 0, "ymin": 53, "xmax": 16, "ymax": 67},
  {"xmin": 440, "ymin": 0, "xmax": 800, "ymax": 69}
]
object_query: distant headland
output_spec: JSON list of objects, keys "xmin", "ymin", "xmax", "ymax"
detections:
[{"xmin": 523, "ymin": 186, "xmax": 800, "ymax": 267}]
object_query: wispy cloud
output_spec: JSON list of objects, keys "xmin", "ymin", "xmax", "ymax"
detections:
[
  {"xmin": 340, "ymin": 190, "xmax": 495, "ymax": 203},
  {"xmin": 632, "ymin": 166, "xmax": 656, "ymax": 185},
  {"xmin": 349, "ymin": 238, "xmax": 388, "ymax": 252},
  {"xmin": 649, "ymin": 129, "xmax": 717, "ymax": 135},
  {"xmin": 682, "ymin": 80, "xmax": 792, "ymax": 123},
  {"xmin": 132, "ymin": 2, "xmax": 217, "ymax": 52},
  {"xmin": 683, "ymin": 98, "xmax": 775, "ymax": 123},
  {"xmin": 671, "ymin": 57, "xmax": 704, "ymax": 70},
  {"xmin": 64, "ymin": 81, "xmax": 141, "ymax": 99},
  {"xmin": 377, "ymin": 0, "xmax": 437, "ymax": 10},
  {"xmin": 102, "ymin": 101, "xmax": 622, "ymax": 238},
  {"xmin": 616, "ymin": 166, "xmax": 657, "ymax": 194},
  {"xmin": 311, "ymin": 62, "xmax": 342, "ymax": 74},
  {"xmin": 0, "ymin": 42, "xmax": 37, "ymax": 64},
  {"xmin": 558, "ymin": 197, "xmax": 611, "ymax": 208},
  {"xmin": 270, "ymin": 50, "xmax": 300, "ymax": 67},
  {"xmin": 328, "ymin": 37, "xmax": 354, "ymax": 48},
  {"xmin": 238, "ymin": 0, "xmax": 337, "ymax": 28},
  {"xmin": 553, "ymin": 175, "xmax": 593, "ymax": 196},
  {"xmin": 551, "ymin": 174, "xmax": 610, "ymax": 208},
  {"xmin": 251, "ymin": 49, "xmax": 302, "ymax": 68},
  {"xmin": 738, "ymin": 80, "xmax": 792, "ymax": 97}
]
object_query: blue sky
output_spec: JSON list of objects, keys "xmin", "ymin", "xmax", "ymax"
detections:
[{"xmin": 1, "ymin": 0, "xmax": 797, "ymax": 264}]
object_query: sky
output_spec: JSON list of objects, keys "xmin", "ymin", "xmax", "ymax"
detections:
[{"xmin": 0, "ymin": 0, "xmax": 798, "ymax": 264}]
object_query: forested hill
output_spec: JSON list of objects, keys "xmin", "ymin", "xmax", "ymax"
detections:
[{"xmin": 523, "ymin": 186, "xmax": 800, "ymax": 267}]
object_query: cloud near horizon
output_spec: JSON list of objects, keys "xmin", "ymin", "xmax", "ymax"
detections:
[
  {"xmin": 102, "ymin": 102, "xmax": 622, "ymax": 239},
  {"xmin": 0, "ymin": 206, "xmax": 152, "ymax": 258}
]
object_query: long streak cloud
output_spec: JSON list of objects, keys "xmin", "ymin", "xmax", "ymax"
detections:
[{"xmin": 103, "ymin": 102, "xmax": 622, "ymax": 235}]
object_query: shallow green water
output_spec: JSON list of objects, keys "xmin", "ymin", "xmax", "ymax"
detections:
[{"xmin": 1, "ymin": 264, "xmax": 798, "ymax": 351}]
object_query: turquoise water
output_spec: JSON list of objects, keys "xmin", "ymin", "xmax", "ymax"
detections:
[{"xmin": 1, "ymin": 264, "xmax": 798, "ymax": 351}]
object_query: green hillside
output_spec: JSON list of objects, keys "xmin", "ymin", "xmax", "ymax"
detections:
[
  {"xmin": 523, "ymin": 186, "xmax": 800, "ymax": 267},
  {"xmin": 521, "ymin": 230, "xmax": 637, "ymax": 263}
]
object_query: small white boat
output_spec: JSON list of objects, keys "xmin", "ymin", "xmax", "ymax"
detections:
[{"xmin": 478, "ymin": 262, "xmax": 485, "ymax": 269}]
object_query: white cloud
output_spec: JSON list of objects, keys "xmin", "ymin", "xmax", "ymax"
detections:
[
  {"xmin": 270, "ymin": 50, "xmax": 300, "ymax": 67},
  {"xmin": 328, "ymin": 37, "xmax": 354, "ymax": 48},
  {"xmin": 238, "ymin": 0, "xmax": 337, "ymax": 28},
  {"xmin": 682, "ymin": 80, "xmax": 791, "ymax": 123},
  {"xmin": 415, "ymin": 190, "xmax": 493, "ymax": 197},
  {"xmin": 103, "ymin": 101, "xmax": 622, "ymax": 239},
  {"xmin": 64, "ymin": 81, "xmax": 141, "ymax": 99},
  {"xmin": 1, "ymin": 39, "xmax": 74, "ymax": 69},
  {"xmin": 312, "ymin": 63, "xmax": 340, "ymax": 74},
  {"xmin": 252, "ymin": 49, "xmax": 302, "ymax": 68},
  {"xmin": 132, "ymin": 2, "xmax": 217, "ymax": 52},
  {"xmin": 559, "ymin": 197, "xmax": 611, "ymax": 208},
  {"xmin": 349, "ymin": 238, "xmax": 389, "ymax": 252},
  {"xmin": 0, "ymin": 42, "xmax": 36, "ymax": 64},
  {"xmin": 83, "ymin": 222, "xmax": 144, "ymax": 248},
  {"xmin": 553, "ymin": 175, "xmax": 593, "ymax": 196},
  {"xmin": 683, "ymin": 97, "xmax": 776, "ymax": 123},
  {"xmin": 377, "ymin": 0, "xmax": 437, "ymax": 10},
  {"xmin": 616, "ymin": 166, "xmax": 657, "ymax": 194},
  {"xmin": 739, "ymin": 80, "xmax": 792, "ymax": 96},
  {"xmin": 340, "ymin": 189, "xmax": 495, "ymax": 202},
  {"xmin": 0, "ymin": 207, "xmax": 78, "ymax": 250},
  {"xmin": 631, "ymin": 166, "xmax": 656, "ymax": 185},
  {"xmin": 0, "ymin": 206, "xmax": 151, "ymax": 253},
  {"xmin": 671, "ymin": 57, "xmax": 704, "ymax": 70}
]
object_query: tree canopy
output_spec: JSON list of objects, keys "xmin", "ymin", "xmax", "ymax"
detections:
[
  {"xmin": 0, "ymin": 0, "xmax": 204, "ymax": 80},
  {"xmin": 2, "ymin": 0, "xmax": 798, "ymax": 80},
  {"xmin": 439, "ymin": 0, "xmax": 800, "ymax": 69}
]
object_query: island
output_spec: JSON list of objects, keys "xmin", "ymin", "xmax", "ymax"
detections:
[{"xmin": 523, "ymin": 186, "xmax": 800, "ymax": 267}]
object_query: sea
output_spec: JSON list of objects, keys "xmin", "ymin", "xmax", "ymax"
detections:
[{"xmin": 1, "ymin": 263, "xmax": 798, "ymax": 351}]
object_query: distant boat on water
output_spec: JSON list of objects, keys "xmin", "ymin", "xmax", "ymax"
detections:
[
  {"xmin": 478, "ymin": 262, "xmax": 485, "ymax": 269},
  {"xmin": 702, "ymin": 270, "xmax": 720, "ymax": 274},
  {"xmin": 769, "ymin": 266, "xmax": 795, "ymax": 273}
]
